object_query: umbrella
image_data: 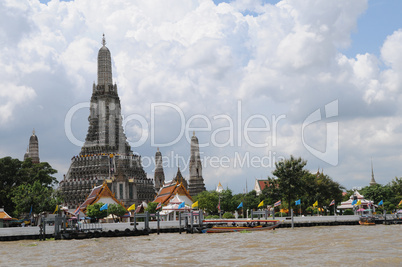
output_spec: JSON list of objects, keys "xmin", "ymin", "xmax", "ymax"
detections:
[
  {"xmin": 357, "ymin": 208, "xmax": 365, "ymax": 212},
  {"xmin": 397, "ymin": 210, "xmax": 402, "ymax": 214},
  {"xmin": 365, "ymin": 209, "xmax": 372, "ymax": 211}
]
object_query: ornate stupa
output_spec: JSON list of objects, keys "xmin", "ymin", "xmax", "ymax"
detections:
[
  {"xmin": 188, "ymin": 132, "xmax": 206, "ymax": 196},
  {"xmin": 59, "ymin": 35, "xmax": 155, "ymax": 209},
  {"xmin": 24, "ymin": 129, "xmax": 40, "ymax": 164}
]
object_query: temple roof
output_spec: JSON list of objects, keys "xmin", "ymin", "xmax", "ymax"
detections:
[
  {"xmin": 154, "ymin": 181, "xmax": 193, "ymax": 205},
  {"xmin": 0, "ymin": 208, "xmax": 12, "ymax": 219},
  {"xmin": 79, "ymin": 182, "xmax": 125, "ymax": 212}
]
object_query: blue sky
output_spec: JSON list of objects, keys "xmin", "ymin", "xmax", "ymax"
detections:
[{"xmin": 2, "ymin": 0, "xmax": 402, "ymax": 193}]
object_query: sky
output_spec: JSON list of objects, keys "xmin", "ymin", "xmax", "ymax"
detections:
[{"xmin": 1, "ymin": 0, "xmax": 402, "ymax": 193}]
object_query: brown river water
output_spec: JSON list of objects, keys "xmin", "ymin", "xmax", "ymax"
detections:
[{"xmin": 0, "ymin": 225, "xmax": 401, "ymax": 266}]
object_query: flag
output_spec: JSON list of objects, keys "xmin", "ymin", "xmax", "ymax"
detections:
[
  {"xmin": 258, "ymin": 200, "xmax": 264, "ymax": 208},
  {"xmin": 53, "ymin": 205, "xmax": 58, "ymax": 214},
  {"xmin": 156, "ymin": 202, "xmax": 162, "ymax": 210},
  {"xmin": 356, "ymin": 200, "xmax": 361, "ymax": 206},
  {"xmin": 313, "ymin": 201, "xmax": 318, "ymax": 207},
  {"xmin": 217, "ymin": 200, "xmax": 221, "ymax": 211},
  {"xmin": 237, "ymin": 202, "xmax": 243, "ymax": 209},
  {"xmin": 73, "ymin": 206, "xmax": 80, "ymax": 215},
  {"xmin": 274, "ymin": 200, "xmax": 281, "ymax": 207},
  {"xmin": 378, "ymin": 200, "xmax": 383, "ymax": 206},
  {"xmin": 295, "ymin": 199, "xmax": 301, "ymax": 206},
  {"xmin": 100, "ymin": 203, "xmax": 108, "ymax": 211},
  {"xmin": 398, "ymin": 200, "xmax": 402, "ymax": 206},
  {"xmin": 351, "ymin": 199, "xmax": 357, "ymax": 205},
  {"xmin": 216, "ymin": 182, "xmax": 223, "ymax": 193},
  {"xmin": 329, "ymin": 200, "xmax": 335, "ymax": 206},
  {"xmin": 128, "ymin": 203, "xmax": 136, "ymax": 211},
  {"xmin": 178, "ymin": 201, "xmax": 185, "ymax": 209},
  {"xmin": 191, "ymin": 201, "xmax": 198, "ymax": 208}
]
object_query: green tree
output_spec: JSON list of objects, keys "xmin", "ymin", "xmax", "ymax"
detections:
[
  {"xmin": 220, "ymin": 189, "xmax": 236, "ymax": 212},
  {"xmin": 145, "ymin": 202, "xmax": 158, "ymax": 214},
  {"xmin": 0, "ymin": 157, "xmax": 24, "ymax": 213},
  {"xmin": 108, "ymin": 203, "xmax": 127, "ymax": 222},
  {"xmin": 1, "ymin": 157, "xmax": 59, "ymax": 217},
  {"xmin": 259, "ymin": 177, "xmax": 281, "ymax": 207},
  {"xmin": 272, "ymin": 156, "xmax": 308, "ymax": 211},
  {"xmin": 360, "ymin": 184, "xmax": 392, "ymax": 204},
  {"xmin": 86, "ymin": 202, "xmax": 108, "ymax": 220},
  {"xmin": 193, "ymin": 190, "xmax": 219, "ymax": 214}
]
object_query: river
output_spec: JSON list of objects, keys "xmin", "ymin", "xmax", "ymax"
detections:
[{"xmin": 0, "ymin": 225, "xmax": 400, "ymax": 266}]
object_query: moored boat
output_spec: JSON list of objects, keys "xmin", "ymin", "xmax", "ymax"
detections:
[
  {"xmin": 202, "ymin": 219, "xmax": 281, "ymax": 233},
  {"xmin": 359, "ymin": 216, "xmax": 375, "ymax": 225}
]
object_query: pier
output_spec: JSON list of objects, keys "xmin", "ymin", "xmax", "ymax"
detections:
[{"xmin": 1, "ymin": 214, "xmax": 401, "ymax": 241}]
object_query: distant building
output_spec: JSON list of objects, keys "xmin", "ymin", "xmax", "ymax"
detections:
[
  {"xmin": 254, "ymin": 179, "xmax": 270, "ymax": 195},
  {"xmin": 59, "ymin": 35, "xmax": 154, "ymax": 210},
  {"xmin": 154, "ymin": 148, "xmax": 165, "ymax": 191},
  {"xmin": 188, "ymin": 132, "xmax": 206, "ymax": 197},
  {"xmin": 24, "ymin": 129, "xmax": 40, "ymax": 164}
]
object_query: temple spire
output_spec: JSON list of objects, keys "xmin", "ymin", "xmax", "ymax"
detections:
[
  {"xmin": 97, "ymin": 34, "xmax": 112, "ymax": 85},
  {"xmin": 370, "ymin": 158, "xmax": 377, "ymax": 186}
]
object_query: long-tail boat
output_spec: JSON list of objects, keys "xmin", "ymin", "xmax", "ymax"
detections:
[{"xmin": 202, "ymin": 219, "xmax": 281, "ymax": 233}]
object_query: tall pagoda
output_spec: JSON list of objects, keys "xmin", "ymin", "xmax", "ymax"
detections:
[
  {"xmin": 188, "ymin": 132, "xmax": 206, "ymax": 197},
  {"xmin": 59, "ymin": 35, "xmax": 155, "ymax": 209},
  {"xmin": 24, "ymin": 129, "xmax": 40, "ymax": 164}
]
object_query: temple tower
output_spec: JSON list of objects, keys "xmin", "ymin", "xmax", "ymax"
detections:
[
  {"xmin": 59, "ymin": 35, "xmax": 155, "ymax": 209},
  {"xmin": 24, "ymin": 129, "xmax": 40, "ymax": 164},
  {"xmin": 154, "ymin": 148, "xmax": 165, "ymax": 191},
  {"xmin": 173, "ymin": 167, "xmax": 188, "ymax": 189},
  {"xmin": 369, "ymin": 159, "xmax": 377, "ymax": 186},
  {"xmin": 188, "ymin": 132, "xmax": 206, "ymax": 196}
]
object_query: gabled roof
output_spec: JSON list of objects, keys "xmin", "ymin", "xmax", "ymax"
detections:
[
  {"xmin": 154, "ymin": 181, "xmax": 193, "ymax": 205},
  {"xmin": 257, "ymin": 180, "xmax": 270, "ymax": 191},
  {"xmin": 0, "ymin": 208, "xmax": 12, "ymax": 219},
  {"xmin": 79, "ymin": 182, "xmax": 125, "ymax": 212}
]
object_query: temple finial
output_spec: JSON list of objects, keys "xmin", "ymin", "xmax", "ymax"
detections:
[
  {"xmin": 157, "ymin": 147, "xmax": 159, "ymax": 152},
  {"xmin": 102, "ymin": 33, "xmax": 106, "ymax": 46},
  {"xmin": 193, "ymin": 131, "xmax": 195, "ymax": 136},
  {"xmin": 32, "ymin": 128, "xmax": 35, "ymax": 135}
]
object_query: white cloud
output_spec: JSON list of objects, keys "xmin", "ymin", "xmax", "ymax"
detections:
[{"xmin": 1, "ymin": 0, "xmax": 402, "ymax": 192}]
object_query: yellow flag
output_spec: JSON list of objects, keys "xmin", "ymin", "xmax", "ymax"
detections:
[
  {"xmin": 356, "ymin": 200, "xmax": 361, "ymax": 206},
  {"xmin": 192, "ymin": 201, "xmax": 199, "ymax": 208},
  {"xmin": 258, "ymin": 200, "xmax": 264, "ymax": 208},
  {"xmin": 128, "ymin": 203, "xmax": 136, "ymax": 211},
  {"xmin": 398, "ymin": 200, "xmax": 402, "ymax": 206},
  {"xmin": 53, "ymin": 205, "xmax": 58, "ymax": 214},
  {"xmin": 313, "ymin": 201, "xmax": 318, "ymax": 207}
]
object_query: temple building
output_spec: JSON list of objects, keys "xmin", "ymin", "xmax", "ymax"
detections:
[
  {"xmin": 188, "ymin": 132, "xmax": 206, "ymax": 196},
  {"xmin": 153, "ymin": 180, "xmax": 193, "ymax": 221},
  {"xmin": 154, "ymin": 148, "xmax": 165, "ymax": 191},
  {"xmin": 24, "ymin": 129, "xmax": 40, "ymax": 164},
  {"xmin": 59, "ymin": 35, "xmax": 155, "ymax": 209}
]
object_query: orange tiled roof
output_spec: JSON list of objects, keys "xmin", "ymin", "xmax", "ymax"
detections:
[
  {"xmin": 258, "ymin": 180, "xmax": 270, "ymax": 191},
  {"xmin": 79, "ymin": 182, "xmax": 126, "ymax": 212},
  {"xmin": 0, "ymin": 210, "xmax": 12, "ymax": 219},
  {"xmin": 154, "ymin": 181, "xmax": 193, "ymax": 205}
]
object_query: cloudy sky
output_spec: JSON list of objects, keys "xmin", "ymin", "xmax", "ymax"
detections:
[{"xmin": 1, "ymin": 0, "xmax": 402, "ymax": 193}]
